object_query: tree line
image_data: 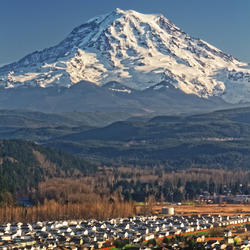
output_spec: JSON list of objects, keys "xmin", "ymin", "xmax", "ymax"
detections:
[
  {"xmin": 0, "ymin": 199, "xmax": 135, "ymax": 223},
  {"xmin": 31, "ymin": 167, "xmax": 250, "ymax": 204}
]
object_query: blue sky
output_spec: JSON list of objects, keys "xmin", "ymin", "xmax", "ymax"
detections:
[{"xmin": 0, "ymin": 0, "xmax": 249, "ymax": 65}]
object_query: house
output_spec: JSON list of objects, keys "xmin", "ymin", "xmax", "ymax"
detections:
[
  {"xmin": 69, "ymin": 237, "xmax": 83, "ymax": 245},
  {"xmin": 196, "ymin": 235, "xmax": 205, "ymax": 242},
  {"xmin": 226, "ymin": 238, "xmax": 234, "ymax": 245},
  {"xmin": 0, "ymin": 234, "xmax": 12, "ymax": 241},
  {"xmin": 220, "ymin": 243, "xmax": 227, "ymax": 249},
  {"xmin": 224, "ymin": 230, "xmax": 232, "ymax": 238},
  {"xmin": 144, "ymin": 234, "xmax": 154, "ymax": 241}
]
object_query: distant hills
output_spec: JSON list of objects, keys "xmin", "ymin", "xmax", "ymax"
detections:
[
  {"xmin": 46, "ymin": 107, "xmax": 250, "ymax": 168},
  {"xmin": 1, "ymin": 108, "xmax": 250, "ymax": 169}
]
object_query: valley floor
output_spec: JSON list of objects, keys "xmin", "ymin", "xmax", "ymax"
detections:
[{"xmin": 152, "ymin": 204, "xmax": 250, "ymax": 216}]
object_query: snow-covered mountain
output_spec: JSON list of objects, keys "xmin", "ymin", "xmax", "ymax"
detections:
[{"xmin": 1, "ymin": 8, "xmax": 250, "ymax": 104}]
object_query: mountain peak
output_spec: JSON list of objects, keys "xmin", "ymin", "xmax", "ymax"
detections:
[
  {"xmin": 0, "ymin": 9, "xmax": 250, "ymax": 104},
  {"xmin": 112, "ymin": 8, "xmax": 162, "ymax": 18},
  {"xmin": 113, "ymin": 7, "xmax": 126, "ymax": 14}
]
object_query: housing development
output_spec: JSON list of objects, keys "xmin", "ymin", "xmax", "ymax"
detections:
[{"xmin": 0, "ymin": 214, "xmax": 249, "ymax": 249}]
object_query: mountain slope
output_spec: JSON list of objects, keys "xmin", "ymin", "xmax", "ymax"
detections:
[
  {"xmin": 1, "ymin": 108, "xmax": 250, "ymax": 169},
  {"xmin": 0, "ymin": 9, "xmax": 250, "ymax": 104}
]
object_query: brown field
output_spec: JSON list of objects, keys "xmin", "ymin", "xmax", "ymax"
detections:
[{"xmin": 153, "ymin": 204, "xmax": 250, "ymax": 216}]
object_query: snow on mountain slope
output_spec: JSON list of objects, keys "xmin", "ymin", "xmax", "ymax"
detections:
[{"xmin": 0, "ymin": 8, "xmax": 250, "ymax": 103}]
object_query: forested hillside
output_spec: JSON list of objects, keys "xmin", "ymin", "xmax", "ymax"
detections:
[
  {"xmin": 0, "ymin": 139, "xmax": 96, "ymax": 204},
  {"xmin": 2, "ymin": 108, "xmax": 250, "ymax": 169},
  {"xmin": 47, "ymin": 107, "xmax": 250, "ymax": 169}
]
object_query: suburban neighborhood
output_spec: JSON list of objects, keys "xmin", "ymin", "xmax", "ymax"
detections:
[{"xmin": 0, "ymin": 214, "xmax": 249, "ymax": 249}]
